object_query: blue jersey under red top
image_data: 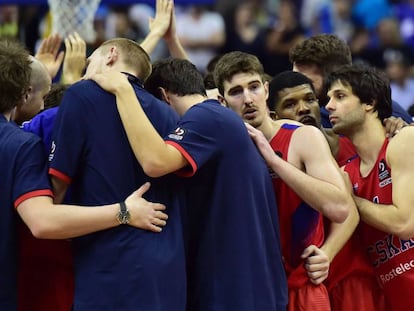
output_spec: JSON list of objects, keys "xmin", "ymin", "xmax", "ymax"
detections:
[
  {"xmin": 165, "ymin": 99, "xmax": 288, "ymax": 311},
  {"xmin": 269, "ymin": 123, "xmax": 325, "ymax": 288},
  {"xmin": 0, "ymin": 114, "xmax": 53, "ymax": 311},
  {"xmin": 48, "ymin": 78, "xmax": 186, "ymax": 311},
  {"xmin": 345, "ymin": 139, "xmax": 414, "ymax": 311}
]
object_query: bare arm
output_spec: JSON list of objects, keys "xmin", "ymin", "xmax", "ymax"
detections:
[
  {"xmin": 17, "ymin": 182, "xmax": 167, "ymax": 239},
  {"xmin": 304, "ymin": 171, "xmax": 360, "ymax": 284},
  {"xmin": 357, "ymin": 128, "xmax": 414, "ymax": 239},
  {"xmin": 163, "ymin": 1, "xmax": 189, "ymax": 59},
  {"xmin": 140, "ymin": 0, "xmax": 188, "ymax": 59},
  {"xmin": 247, "ymin": 123, "xmax": 351, "ymax": 223},
  {"xmin": 140, "ymin": 0, "xmax": 173, "ymax": 56},
  {"xmin": 91, "ymin": 71, "xmax": 188, "ymax": 177},
  {"xmin": 321, "ymin": 202, "xmax": 359, "ymax": 261}
]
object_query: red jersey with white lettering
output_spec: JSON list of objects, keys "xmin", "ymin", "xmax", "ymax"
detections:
[
  {"xmin": 269, "ymin": 124, "xmax": 325, "ymax": 288},
  {"xmin": 344, "ymin": 139, "xmax": 414, "ymax": 311}
]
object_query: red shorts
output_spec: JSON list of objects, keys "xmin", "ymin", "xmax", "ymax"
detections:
[
  {"xmin": 288, "ymin": 283, "xmax": 331, "ymax": 311},
  {"xmin": 329, "ymin": 273, "xmax": 386, "ymax": 311}
]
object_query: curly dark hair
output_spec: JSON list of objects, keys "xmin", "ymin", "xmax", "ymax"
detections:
[
  {"xmin": 0, "ymin": 39, "xmax": 31, "ymax": 114},
  {"xmin": 44, "ymin": 83, "xmax": 70, "ymax": 110},
  {"xmin": 289, "ymin": 34, "xmax": 352, "ymax": 76}
]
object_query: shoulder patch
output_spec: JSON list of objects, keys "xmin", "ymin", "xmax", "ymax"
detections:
[{"xmin": 168, "ymin": 127, "xmax": 186, "ymax": 141}]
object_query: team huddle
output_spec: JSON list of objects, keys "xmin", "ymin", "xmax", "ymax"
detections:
[{"xmin": 2, "ymin": 1, "xmax": 414, "ymax": 311}]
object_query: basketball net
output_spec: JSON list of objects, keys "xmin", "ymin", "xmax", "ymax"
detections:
[{"xmin": 47, "ymin": 0, "xmax": 101, "ymax": 43}]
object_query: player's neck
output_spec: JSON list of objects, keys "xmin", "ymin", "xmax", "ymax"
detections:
[
  {"xmin": 350, "ymin": 120, "xmax": 386, "ymax": 165},
  {"xmin": 261, "ymin": 117, "xmax": 278, "ymax": 141},
  {"xmin": 3, "ymin": 108, "xmax": 14, "ymax": 122}
]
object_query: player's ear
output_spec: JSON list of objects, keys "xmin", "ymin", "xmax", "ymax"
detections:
[
  {"xmin": 263, "ymin": 80, "xmax": 269, "ymax": 101},
  {"xmin": 217, "ymin": 94, "xmax": 228, "ymax": 107},
  {"xmin": 364, "ymin": 99, "xmax": 376, "ymax": 112},
  {"xmin": 159, "ymin": 87, "xmax": 170, "ymax": 104},
  {"xmin": 106, "ymin": 46, "xmax": 119, "ymax": 66}
]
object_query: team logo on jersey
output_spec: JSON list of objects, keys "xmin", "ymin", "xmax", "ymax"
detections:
[
  {"xmin": 48, "ymin": 141, "xmax": 56, "ymax": 162},
  {"xmin": 378, "ymin": 159, "xmax": 392, "ymax": 188},
  {"xmin": 168, "ymin": 127, "xmax": 186, "ymax": 141},
  {"xmin": 353, "ymin": 182, "xmax": 359, "ymax": 192}
]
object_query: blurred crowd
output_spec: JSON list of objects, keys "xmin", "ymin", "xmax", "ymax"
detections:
[{"xmin": 2, "ymin": 0, "xmax": 414, "ymax": 116}]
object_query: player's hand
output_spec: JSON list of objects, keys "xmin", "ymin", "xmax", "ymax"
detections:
[
  {"xmin": 302, "ymin": 245, "xmax": 330, "ymax": 285},
  {"xmin": 246, "ymin": 122, "xmax": 280, "ymax": 166},
  {"xmin": 163, "ymin": 0, "xmax": 177, "ymax": 42},
  {"xmin": 35, "ymin": 33, "xmax": 65, "ymax": 79},
  {"xmin": 384, "ymin": 116, "xmax": 407, "ymax": 138},
  {"xmin": 62, "ymin": 32, "xmax": 86, "ymax": 84},
  {"xmin": 89, "ymin": 71, "xmax": 130, "ymax": 94},
  {"xmin": 125, "ymin": 182, "xmax": 168, "ymax": 232},
  {"xmin": 148, "ymin": 0, "xmax": 173, "ymax": 38}
]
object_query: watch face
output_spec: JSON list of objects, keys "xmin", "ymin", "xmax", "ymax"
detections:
[
  {"xmin": 118, "ymin": 211, "xmax": 130, "ymax": 224},
  {"xmin": 118, "ymin": 202, "xmax": 130, "ymax": 224}
]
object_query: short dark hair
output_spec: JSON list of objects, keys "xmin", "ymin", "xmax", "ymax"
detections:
[
  {"xmin": 289, "ymin": 34, "xmax": 352, "ymax": 76},
  {"xmin": 144, "ymin": 58, "xmax": 206, "ymax": 99},
  {"xmin": 44, "ymin": 83, "xmax": 70, "ymax": 110},
  {"xmin": 267, "ymin": 71, "xmax": 315, "ymax": 111},
  {"xmin": 0, "ymin": 39, "xmax": 31, "ymax": 114},
  {"xmin": 325, "ymin": 64, "xmax": 392, "ymax": 122},
  {"xmin": 213, "ymin": 51, "xmax": 265, "ymax": 96}
]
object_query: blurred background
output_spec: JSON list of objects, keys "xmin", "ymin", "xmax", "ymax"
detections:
[{"xmin": 2, "ymin": 0, "xmax": 414, "ymax": 115}]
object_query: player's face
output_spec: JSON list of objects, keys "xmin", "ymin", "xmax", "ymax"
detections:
[
  {"xmin": 221, "ymin": 72, "xmax": 269, "ymax": 128},
  {"xmin": 293, "ymin": 63, "xmax": 324, "ymax": 98},
  {"xmin": 21, "ymin": 74, "xmax": 51, "ymax": 121},
  {"xmin": 29, "ymin": 78, "xmax": 51, "ymax": 111},
  {"xmin": 326, "ymin": 80, "xmax": 365, "ymax": 136},
  {"xmin": 274, "ymin": 84, "xmax": 321, "ymax": 128}
]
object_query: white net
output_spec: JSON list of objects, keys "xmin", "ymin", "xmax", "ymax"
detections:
[{"xmin": 47, "ymin": 0, "xmax": 101, "ymax": 43}]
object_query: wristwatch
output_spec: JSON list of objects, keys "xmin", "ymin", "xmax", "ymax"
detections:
[{"xmin": 117, "ymin": 201, "xmax": 130, "ymax": 225}]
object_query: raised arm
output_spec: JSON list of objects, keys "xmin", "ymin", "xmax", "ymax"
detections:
[
  {"xmin": 140, "ymin": 0, "xmax": 172, "ymax": 56},
  {"xmin": 140, "ymin": 0, "xmax": 188, "ymax": 59},
  {"xmin": 17, "ymin": 182, "xmax": 168, "ymax": 239},
  {"xmin": 162, "ymin": 0, "xmax": 188, "ymax": 59},
  {"xmin": 356, "ymin": 127, "xmax": 414, "ymax": 239},
  {"xmin": 91, "ymin": 71, "xmax": 188, "ymax": 177}
]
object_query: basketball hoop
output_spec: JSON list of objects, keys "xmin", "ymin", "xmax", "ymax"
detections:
[{"xmin": 47, "ymin": 0, "xmax": 101, "ymax": 43}]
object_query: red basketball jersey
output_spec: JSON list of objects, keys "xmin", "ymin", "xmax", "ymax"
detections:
[
  {"xmin": 345, "ymin": 139, "xmax": 414, "ymax": 311},
  {"xmin": 269, "ymin": 124, "xmax": 325, "ymax": 288}
]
